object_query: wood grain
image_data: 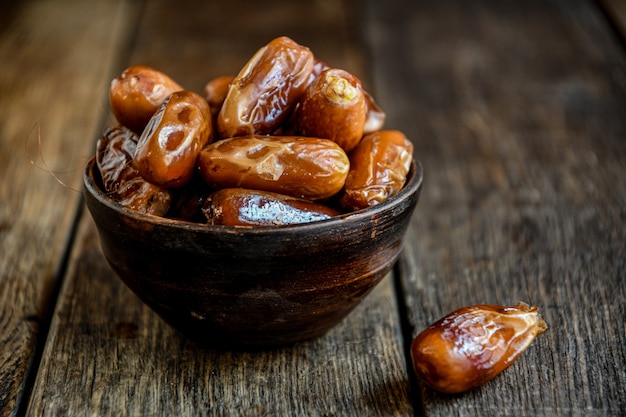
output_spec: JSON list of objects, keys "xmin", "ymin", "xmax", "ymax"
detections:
[
  {"xmin": 365, "ymin": 0, "xmax": 626, "ymax": 415},
  {"xmin": 599, "ymin": 0, "xmax": 626, "ymax": 43},
  {"xmin": 25, "ymin": 0, "xmax": 414, "ymax": 415},
  {"xmin": 4, "ymin": 0, "xmax": 625, "ymax": 415},
  {"xmin": 27, "ymin": 215, "xmax": 412, "ymax": 416},
  {"xmin": 0, "ymin": 1, "xmax": 140, "ymax": 415}
]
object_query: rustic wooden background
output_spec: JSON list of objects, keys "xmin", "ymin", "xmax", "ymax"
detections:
[{"xmin": 1, "ymin": 0, "xmax": 624, "ymax": 416}]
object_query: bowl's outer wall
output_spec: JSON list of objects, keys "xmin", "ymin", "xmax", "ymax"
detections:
[{"xmin": 84, "ymin": 158, "xmax": 423, "ymax": 346}]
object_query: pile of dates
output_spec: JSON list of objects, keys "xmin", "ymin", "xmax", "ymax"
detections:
[{"xmin": 96, "ymin": 36, "xmax": 414, "ymax": 226}]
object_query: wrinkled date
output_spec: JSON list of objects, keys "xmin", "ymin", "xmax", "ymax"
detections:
[
  {"xmin": 296, "ymin": 68, "xmax": 367, "ymax": 152},
  {"xmin": 96, "ymin": 36, "xmax": 414, "ymax": 225},
  {"xmin": 410, "ymin": 302, "xmax": 548, "ymax": 394},
  {"xmin": 217, "ymin": 36, "xmax": 314, "ymax": 138},
  {"xmin": 96, "ymin": 126, "xmax": 172, "ymax": 215},
  {"xmin": 197, "ymin": 135, "xmax": 349, "ymax": 200},
  {"xmin": 109, "ymin": 65, "xmax": 183, "ymax": 134},
  {"xmin": 134, "ymin": 90, "xmax": 213, "ymax": 188},
  {"xmin": 340, "ymin": 130, "xmax": 414, "ymax": 211},
  {"xmin": 202, "ymin": 188, "xmax": 340, "ymax": 226}
]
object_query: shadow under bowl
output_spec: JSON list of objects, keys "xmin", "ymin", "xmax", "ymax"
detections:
[{"xmin": 83, "ymin": 157, "xmax": 423, "ymax": 348}]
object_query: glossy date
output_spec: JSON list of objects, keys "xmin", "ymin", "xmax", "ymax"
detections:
[
  {"xmin": 340, "ymin": 130, "xmax": 413, "ymax": 210},
  {"xmin": 96, "ymin": 36, "xmax": 413, "ymax": 223},
  {"xmin": 203, "ymin": 75, "xmax": 235, "ymax": 121},
  {"xmin": 96, "ymin": 126, "xmax": 172, "ymax": 216},
  {"xmin": 296, "ymin": 68, "xmax": 367, "ymax": 152},
  {"xmin": 217, "ymin": 36, "xmax": 314, "ymax": 138},
  {"xmin": 411, "ymin": 303, "xmax": 547, "ymax": 394},
  {"xmin": 202, "ymin": 188, "xmax": 340, "ymax": 226},
  {"xmin": 133, "ymin": 90, "xmax": 213, "ymax": 188},
  {"xmin": 109, "ymin": 65, "xmax": 183, "ymax": 134},
  {"xmin": 197, "ymin": 135, "xmax": 349, "ymax": 200}
]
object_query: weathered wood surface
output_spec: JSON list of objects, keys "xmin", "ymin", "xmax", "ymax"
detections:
[
  {"xmin": 1, "ymin": 0, "xmax": 624, "ymax": 416},
  {"xmin": 369, "ymin": 0, "xmax": 626, "ymax": 416},
  {"xmin": 0, "ymin": 0, "xmax": 139, "ymax": 415}
]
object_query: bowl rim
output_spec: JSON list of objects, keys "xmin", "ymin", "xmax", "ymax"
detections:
[{"xmin": 83, "ymin": 156, "xmax": 423, "ymax": 234}]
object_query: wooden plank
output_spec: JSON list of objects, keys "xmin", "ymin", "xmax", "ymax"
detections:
[
  {"xmin": 26, "ymin": 0, "xmax": 414, "ymax": 415},
  {"xmin": 122, "ymin": 0, "xmax": 368, "ymax": 94},
  {"xmin": 598, "ymin": 0, "xmax": 626, "ymax": 43},
  {"xmin": 0, "ymin": 1, "xmax": 140, "ymax": 416},
  {"xmin": 28, "ymin": 215, "xmax": 412, "ymax": 416},
  {"xmin": 365, "ymin": 0, "xmax": 626, "ymax": 415}
]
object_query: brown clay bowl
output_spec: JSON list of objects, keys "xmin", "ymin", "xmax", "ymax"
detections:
[{"xmin": 83, "ymin": 157, "xmax": 423, "ymax": 348}]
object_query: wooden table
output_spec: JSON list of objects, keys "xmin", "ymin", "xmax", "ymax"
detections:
[{"xmin": 2, "ymin": 0, "xmax": 625, "ymax": 415}]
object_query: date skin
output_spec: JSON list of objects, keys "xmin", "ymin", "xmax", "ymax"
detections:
[
  {"xmin": 217, "ymin": 36, "xmax": 314, "ymax": 138},
  {"xmin": 96, "ymin": 125, "xmax": 171, "ymax": 216},
  {"xmin": 363, "ymin": 90, "xmax": 386, "ymax": 134},
  {"xmin": 197, "ymin": 135, "xmax": 349, "ymax": 200},
  {"xmin": 339, "ymin": 130, "xmax": 413, "ymax": 210},
  {"xmin": 203, "ymin": 75, "xmax": 235, "ymax": 121},
  {"xmin": 296, "ymin": 68, "xmax": 367, "ymax": 153},
  {"xmin": 411, "ymin": 303, "xmax": 548, "ymax": 394},
  {"xmin": 109, "ymin": 65, "xmax": 183, "ymax": 134},
  {"xmin": 134, "ymin": 90, "xmax": 213, "ymax": 188},
  {"xmin": 202, "ymin": 188, "xmax": 340, "ymax": 226}
]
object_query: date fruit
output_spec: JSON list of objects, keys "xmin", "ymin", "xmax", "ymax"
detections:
[
  {"xmin": 217, "ymin": 36, "xmax": 314, "ymax": 138},
  {"xmin": 202, "ymin": 188, "xmax": 340, "ymax": 226},
  {"xmin": 296, "ymin": 68, "xmax": 367, "ymax": 152},
  {"xmin": 96, "ymin": 126, "xmax": 171, "ymax": 216},
  {"xmin": 109, "ymin": 65, "xmax": 183, "ymax": 134},
  {"xmin": 203, "ymin": 75, "xmax": 235, "ymax": 120},
  {"xmin": 134, "ymin": 90, "xmax": 213, "ymax": 188},
  {"xmin": 197, "ymin": 135, "xmax": 349, "ymax": 200},
  {"xmin": 410, "ymin": 302, "xmax": 548, "ymax": 394},
  {"xmin": 304, "ymin": 58, "xmax": 385, "ymax": 135},
  {"xmin": 363, "ymin": 90, "xmax": 386, "ymax": 134},
  {"xmin": 339, "ymin": 130, "xmax": 413, "ymax": 210}
]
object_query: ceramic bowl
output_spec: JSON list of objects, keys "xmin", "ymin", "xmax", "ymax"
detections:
[{"xmin": 83, "ymin": 157, "xmax": 423, "ymax": 348}]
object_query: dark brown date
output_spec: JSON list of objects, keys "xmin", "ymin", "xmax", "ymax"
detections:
[
  {"xmin": 197, "ymin": 135, "xmax": 349, "ymax": 200},
  {"xmin": 166, "ymin": 175, "xmax": 216, "ymax": 223},
  {"xmin": 217, "ymin": 36, "xmax": 314, "ymax": 138},
  {"xmin": 134, "ymin": 90, "xmax": 213, "ymax": 188},
  {"xmin": 96, "ymin": 126, "xmax": 171, "ymax": 216},
  {"xmin": 296, "ymin": 68, "xmax": 367, "ymax": 152},
  {"xmin": 202, "ymin": 188, "xmax": 340, "ymax": 226},
  {"xmin": 109, "ymin": 65, "xmax": 183, "ymax": 134},
  {"xmin": 339, "ymin": 130, "xmax": 413, "ymax": 210}
]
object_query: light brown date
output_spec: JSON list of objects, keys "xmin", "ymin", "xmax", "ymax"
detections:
[
  {"xmin": 339, "ymin": 130, "xmax": 413, "ymax": 210},
  {"xmin": 296, "ymin": 68, "xmax": 367, "ymax": 152},
  {"xmin": 203, "ymin": 75, "xmax": 235, "ymax": 121},
  {"xmin": 197, "ymin": 135, "xmax": 349, "ymax": 200},
  {"xmin": 304, "ymin": 58, "xmax": 385, "ymax": 135},
  {"xmin": 410, "ymin": 302, "xmax": 548, "ymax": 394},
  {"xmin": 109, "ymin": 65, "xmax": 183, "ymax": 134},
  {"xmin": 96, "ymin": 126, "xmax": 171, "ymax": 216},
  {"xmin": 202, "ymin": 188, "xmax": 340, "ymax": 226},
  {"xmin": 217, "ymin": 36, "xmax": 314, "ymax": 138},
  {"xmin": 133, "ymin": 90, "xmax": 213, "ymax": 188}
]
